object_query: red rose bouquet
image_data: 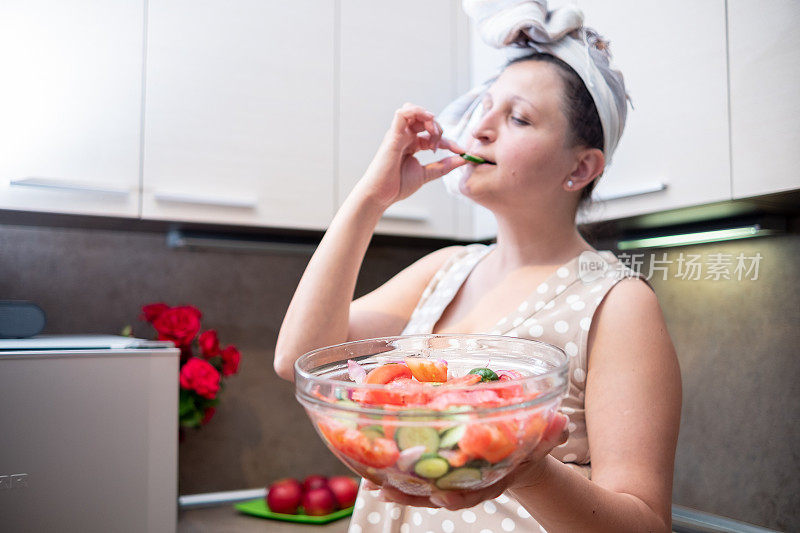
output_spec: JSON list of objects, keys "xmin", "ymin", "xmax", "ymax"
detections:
[{"xmin": 136, "ymin": 303, "xmax": 241, "ymax": 429}]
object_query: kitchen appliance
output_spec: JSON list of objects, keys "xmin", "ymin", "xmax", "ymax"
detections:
[
  {"xmin": 0, "ymin": 335, "xmax": 180, "ymax": 533},
  {"xmin": 0, "ymin": 300, "xmax": 46, "ymax": 338}
]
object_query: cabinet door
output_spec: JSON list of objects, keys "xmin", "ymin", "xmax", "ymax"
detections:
[
  {"xmin": 0, "ymin": 1, "xmax": 143, "ymax": 217},
  {"xmin": 728, "ymin": 0, "xmax": 800, "ymax": 199},
  {"xmin": 339, "ymin": 0, "xmax": 466, "ymax": 238},
  {"xmin": 142, "ymin": 1, "xmax": 335, "ymax": 230},
  {"xmin": 576, "ymin": 0, "xmax": 731, "ymax": 224}
]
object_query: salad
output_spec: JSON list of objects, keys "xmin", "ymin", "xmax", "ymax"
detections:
[{"xmin": 312, "ymin": 358, "xmax": 551, "ymax": 493}]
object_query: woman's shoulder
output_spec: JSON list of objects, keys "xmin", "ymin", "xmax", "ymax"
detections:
[
  {"xmin": 592, "ymin": 248, "xmax": 660, "ymax": 325},
  {"xmin": 586, "ymin": 266, "xmax": 668, "ymax": 366}
]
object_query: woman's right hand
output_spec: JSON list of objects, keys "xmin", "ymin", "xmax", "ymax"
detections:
[{"xmin": 354, "ymin": 103, "xmax": 467, "ymax": 210}]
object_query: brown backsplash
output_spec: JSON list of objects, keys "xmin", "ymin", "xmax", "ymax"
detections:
[{"xmin": 1, "ymin": 223, "xmax": 797, "ymax": 531}]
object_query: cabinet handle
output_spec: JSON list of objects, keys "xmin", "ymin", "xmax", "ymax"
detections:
[
  {"xmin": 592, "ymin": 181, "xmax": 668, "ymax": 201},
  {"xmin": 153, "ymin": 191, "xmax": 257, "ymax": 209},
  {"xmin": 9, "ymin": 177, "xmax": 130, "ymax": 196},
  {"xmin": 381, "ymin": 205, "xmax": 430, "ymax": 222}
]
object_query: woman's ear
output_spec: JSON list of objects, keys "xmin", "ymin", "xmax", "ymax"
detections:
[{"xmin": 565, "ymin": 148, "xmax": 605, "ymax": 191}]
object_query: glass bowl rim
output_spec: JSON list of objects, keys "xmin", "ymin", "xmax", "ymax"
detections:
[{"xmin": 294, "ymin": 333, "xmax": 569, "ymax": 416}]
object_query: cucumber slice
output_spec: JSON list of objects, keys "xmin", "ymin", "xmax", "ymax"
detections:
[
  {"xmin": 414, "ymin": 454, "xmax": 450, "ymax": 479},
  {"xmin": 395, "ymin": 426, "xmax": 440, "ymax": 454},
  {"xmin": 439, "ymin": 425, "xmax": 467, "ymax": 449},
  {"xmin": 334, "ymin": 388, "xmax": 349, "ymax": 401},
  {"xmin": 460, "ymin": 153, "xmax": 494, "ymax": 165},
  {"xmin": 463, "ymin": 458, "xmax": 492, "ymax": 470},
  {"xmin": 333, "ymin": 399, "xmax": 359, "ymax": 429},
  {"xmin": 467, "ymin": 367, "xmax": 499, "ymax": 381},
  {"xmin": 360, "ymin": 425, "xmax": 384, "ymax": 440},
  {"xmin": 435, "ymin": 467, "xmax": 482, "ymax": 490}
]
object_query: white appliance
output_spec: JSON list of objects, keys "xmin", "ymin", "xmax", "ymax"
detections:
[{"xmin": 0, "ymin": 335, "xmax": 180, "ymax": 533}]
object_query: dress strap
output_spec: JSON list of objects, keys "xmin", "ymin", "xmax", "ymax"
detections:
[{"xmin": 402, "ymin": 244, "xmax": 495, "ymax": 335}]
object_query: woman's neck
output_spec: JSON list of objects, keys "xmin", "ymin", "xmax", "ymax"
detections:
[{"xmin": 489, "ymin": 209, "xmax": 593, "ymax": 271}]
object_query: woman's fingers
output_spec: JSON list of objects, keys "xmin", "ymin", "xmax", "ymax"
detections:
[
  {"xmin": 394, "ymin": 103, "xmax": 445, "ymax": 148},
  {"xmin": 540, "ymin": 414, "xmax": 570, "ymax": 451},
  {"xmin": 377, "ymin": 486, "xmax": 437, "ymax": 508},
  {"xmin": 393, "ymin": 103, "xmax": 466, "ymax": 156},
  {"xmin": 430, "ymin": 486, "xmax": 506, "ymax": 511},
  {"xmin": 395, "ymin": 104, "xmax": 434, "ymax": 131},
  {"xmin": 423, "ymin": 155, "xmax": 468, "ymax": 182},
  {"xmin": 415, "ymin": 132, "xmax": 464, "ymax": 155},
  {"xmin": 436, "ymin": 136, "xmax": 466, "ymax": 155}
]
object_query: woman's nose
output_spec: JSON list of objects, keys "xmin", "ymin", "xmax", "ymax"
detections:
[{"xmin": 470, "ymin": 110, "xmax": 497, "ymax": 144}]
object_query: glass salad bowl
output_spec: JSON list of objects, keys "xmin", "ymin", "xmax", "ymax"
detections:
[{"xmin": 294, "ymin": 334, "xmax": 568, "ymax": 496}]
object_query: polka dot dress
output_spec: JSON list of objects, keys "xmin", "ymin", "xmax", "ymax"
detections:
[{"xmin": 348, "ymin": 244, "xmax": 648, "ymax": 533}]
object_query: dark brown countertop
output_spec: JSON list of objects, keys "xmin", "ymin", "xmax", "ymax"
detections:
[{"xmin": 178, "ymin": 506, "xmax": 351, "ymax": 533}]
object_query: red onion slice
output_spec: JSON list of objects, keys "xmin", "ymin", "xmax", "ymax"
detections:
[
  {"xmin": 347, "ymin": 359, "xmax": 367, "ymax": 383},
  {"xmin": 436, "ymin": 449, "xmax": 460, "ymax": 463},
  {"xmin": 396, "ymin": 445, "xmax": 427, "ymax": 471}
]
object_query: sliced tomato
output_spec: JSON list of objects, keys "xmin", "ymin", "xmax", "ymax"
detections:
[
  {"xmin": 365, "ymin": 363, "xmax": 412, "ymax": 385},
  {"xmin": 404, "ymin": 358, "xmax": 448, "ymax": 382},
  {"xmin": 319, "ymin": 417, "xmax": 399, "ymax": 468},
  {"xmin": 381, "ymin": 414, "xmax": 399, "ymax": 441},
  {"xmin": 443, "ymin": 374, "xmax": 482, "ymax": 387},
  {"xmin": 496, "ymin": 374, "xmax": 524, "ymax": 400},
  {"xmin": 388, "ymin": 378, "xmax": 432, "ymax": 405},
  {"xmin": 519, "ymin": 412, "xmax": 549, "ymax": 441},
  {"xmin": 354, "ymin": 363, "xmax": 414, "ymax": 405},
  {"xmin": 445, "ymin": 449, "xmax": 471, "ymax": 468},
  {"xmin": 458, "ymin": 422, "xmax": 518, "ymax": 463},
  {"xmin": 341, "ymin": 433, "xmax": 399, "ymax": 468}
]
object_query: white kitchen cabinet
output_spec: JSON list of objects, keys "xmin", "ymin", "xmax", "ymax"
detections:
[
  {"xmin": 0, "ymin": 0, "xmax": 144, "ymax": 217},
  {"xmin": 141, "ymin": 0, "xmax": 335, "ymax": 230},
  {"xmin": 338, "ymin": 0, "xmax": 471, "ymax": 239},
  {"xmin": 728, "ymin": 0, "xmax": 800, "ymax": 199},
  {"xmin": 575, "ymin": 0, "xmax": 731, "ymax": 224}
]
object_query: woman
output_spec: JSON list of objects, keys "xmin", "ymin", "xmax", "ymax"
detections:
[{"xmin": 274, "ymin": 2, "xmax": 681, "ymax": 531}]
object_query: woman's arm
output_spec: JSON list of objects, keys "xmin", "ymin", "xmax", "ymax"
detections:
[
  {"xmin": 346, "ymin": 245, "xmax": 462, "ymax": 343},
  {"xmin": 273, "ymin": 104, "xmax": 466, "ymax": 381},
  {"xmin": 506, "ymin": 278, "xmax": 682, "ymax": 532}
]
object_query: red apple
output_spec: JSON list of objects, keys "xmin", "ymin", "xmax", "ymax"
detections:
[
  {"xmin": 302, "ymin": 487, "xmax": 338, "ymax": 516},
  {"xmin": 302, "ymin": 474, "xmax": 329, "ymax": 492},
  {"xmin": 327, "ymin": 476, "xmax": 359, "ymax": 509},
  {"xmin": 266, "ymin": 478, "xmax": 303, "ymax": 514}
]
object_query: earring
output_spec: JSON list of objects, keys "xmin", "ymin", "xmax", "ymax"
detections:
[{"xmin": 567, "ymin": 180, "xmax": 574, "ymax": 188}]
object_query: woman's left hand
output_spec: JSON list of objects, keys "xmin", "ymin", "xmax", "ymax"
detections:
[{"xmin": 364, "ymin": 413, "xmax": 570, "ymax": 510}]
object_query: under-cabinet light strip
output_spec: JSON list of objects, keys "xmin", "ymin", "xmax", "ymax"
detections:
[{"xmin": 617, "ymin": 225, "xmax": 778, "ymax": 250}]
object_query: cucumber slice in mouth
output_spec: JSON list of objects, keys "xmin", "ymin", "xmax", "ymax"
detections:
[{"xmin": 460, "ymin": 153, "xmax": 496, "ymax": 165}]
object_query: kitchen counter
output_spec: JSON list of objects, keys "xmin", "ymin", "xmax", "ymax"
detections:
[
  {"xmin": 178, "ymin": 506, "xmax": 351, "ymax": 532},
  {"xmin": 177, "ymin": 502, "xmax": 780, "ymax": 533}
]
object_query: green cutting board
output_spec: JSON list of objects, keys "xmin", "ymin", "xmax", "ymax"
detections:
[{"xmin": 234, "ymin": 498, "xmax": 354, "ymax": 524}]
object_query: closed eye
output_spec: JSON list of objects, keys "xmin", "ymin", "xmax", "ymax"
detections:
[{"xmin": 511, "ymin": 116, "xmax": 530, "ymax": 126}]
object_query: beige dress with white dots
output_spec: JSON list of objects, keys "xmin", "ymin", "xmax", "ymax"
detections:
[{"xmin": 348, "ymin": 243, "xmax": 650, "ymax": 533}]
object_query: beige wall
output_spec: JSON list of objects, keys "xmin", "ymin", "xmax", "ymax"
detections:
[{"xmin": 1, "ymin": 223, "xmax": 797, "ymax": 531}]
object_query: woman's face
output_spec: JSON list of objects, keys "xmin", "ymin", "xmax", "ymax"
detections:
[{"xmin": 459, "ymin": 60, "xmax": 580, "ymax": 208}]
